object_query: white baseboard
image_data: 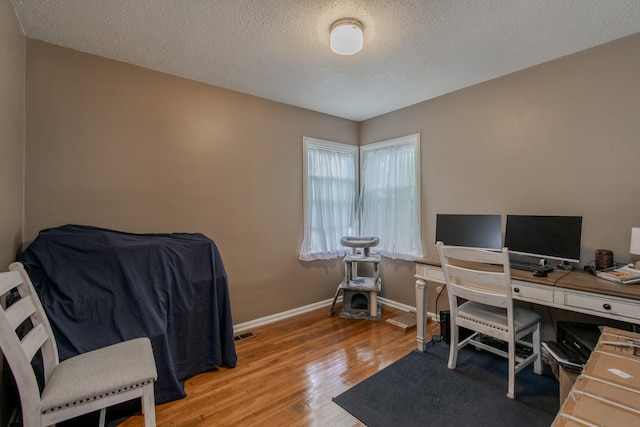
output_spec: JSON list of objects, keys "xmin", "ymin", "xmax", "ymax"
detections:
[
  {"xmin": 378, "ymin": 297, "xmax": 438, "ymax": 322},
  {"xmin": 377, "ymin": 297, "xmax": 414, "ymax": 313},
  {"xmin": 233, "ymin": 298, "xmax": 335, "ymax": 333},
  {"xmin": 233, "ymin": 297, "xmax": 437, "ymax": 333}
]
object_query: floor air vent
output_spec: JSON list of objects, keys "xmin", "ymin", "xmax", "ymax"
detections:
[{"xmin": 234, "ymin": 331, "xmax": 255, "ymax": 341}]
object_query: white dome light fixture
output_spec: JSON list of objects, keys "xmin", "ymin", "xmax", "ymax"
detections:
[{"xmin": 330, "ymin": 18, "xmax": 364, "ymax": 56}]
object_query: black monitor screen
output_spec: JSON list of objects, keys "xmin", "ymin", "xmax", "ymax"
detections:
[
  {"xmin": 504, "ymin": 215, "xmax": 582, "ymax": 263},
  {"xmin": 435, "ymin": 214, "xmax": 502, "ymax": 250}
]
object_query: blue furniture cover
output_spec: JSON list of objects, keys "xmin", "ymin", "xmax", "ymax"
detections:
[{"xmin": 18, "ymin": 224, "xmax": 237, "ymax": 404}]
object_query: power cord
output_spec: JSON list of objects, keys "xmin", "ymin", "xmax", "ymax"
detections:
[{"xmin": 583, "ymin": 259, "xmax": 596, "ymax": 275}]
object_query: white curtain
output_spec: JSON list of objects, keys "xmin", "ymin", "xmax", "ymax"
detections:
[
  {"xmin": 360, "ymin": 136, "xmax": 423, "ymax": 260},
  {"xmin": 299, "ymin": 140, "xmax": 357, "ymax": 261}
]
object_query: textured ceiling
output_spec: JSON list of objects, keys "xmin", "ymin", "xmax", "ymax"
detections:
[{"xmin": 11, "ymin": 0, "xmax": 640, "ymax": 121}]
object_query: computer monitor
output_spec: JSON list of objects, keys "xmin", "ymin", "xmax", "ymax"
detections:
[
  {"xmin": 435, "ymin": 214, "xmax": 502, "ymax": 250},
  {"xmin": 504, "ymin": 215, "xmax": 582, "ymax": 264}
]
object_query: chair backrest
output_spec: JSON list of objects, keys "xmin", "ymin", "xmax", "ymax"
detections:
[
  {"xmin": 436, "ymin": 241, "xmax": 513, "ymax": 311},
  {"xmin": 0, "ymin": 262, "xmax": 59, "ymax": 416}
]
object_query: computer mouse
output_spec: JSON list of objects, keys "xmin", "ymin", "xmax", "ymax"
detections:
[{"xmin": 533, "ymin": 270, "xmax": 548, "ymax": 277}]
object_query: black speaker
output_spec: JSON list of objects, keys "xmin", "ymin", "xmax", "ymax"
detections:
[{"xmin": 439, "ymin": 310, "xmax": 473, "ymax": 344}]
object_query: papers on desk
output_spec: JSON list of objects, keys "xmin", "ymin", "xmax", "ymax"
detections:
[{"xmin": 596, "ymin": 265, "xmax": 640, "ymax": 284}]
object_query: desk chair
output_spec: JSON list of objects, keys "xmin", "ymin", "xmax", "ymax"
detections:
[
  {"xmin": 0, "ymin": 262, "xmax": 158, "ymax": 427},
  {"xmin": 436, "ymin": 242, "xmax": 542, "ymax": 399}
]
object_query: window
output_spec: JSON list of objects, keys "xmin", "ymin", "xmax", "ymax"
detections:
[
  {"xmin": 300, "ymin": 134, "xmax": 423, "ymax": 261},
  {"xmin": 299, "ymin": 138, "xmax": 358, "ymax": 261},
  {"xmin": 360, "ymin": 134, "xmax": 423, "ymax": 260}
]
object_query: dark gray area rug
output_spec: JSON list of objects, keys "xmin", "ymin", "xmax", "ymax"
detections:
[{"xmin": 333, "ymin": 341, "xmax": 559, "ymax": 427}]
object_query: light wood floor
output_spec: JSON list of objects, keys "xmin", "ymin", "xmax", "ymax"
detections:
[{"xmin": 120, "ymin": 304, "xmax": 439, "ymax": 427}]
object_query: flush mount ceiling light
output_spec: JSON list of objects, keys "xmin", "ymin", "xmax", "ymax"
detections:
[{"xmin": 330, "ymin": 18, "xmax": 363, "ymax": 55}]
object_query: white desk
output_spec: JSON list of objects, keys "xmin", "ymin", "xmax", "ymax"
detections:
[{"xmin": 414, "ymin": 258, "xmax": 640, "ymax": 351}]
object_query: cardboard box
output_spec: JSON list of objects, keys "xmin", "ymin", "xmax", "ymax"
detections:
[
  {"xmin": 552, "ymin": 415, "xmax": 596, "ymax": 427},
  {"xmin": 558, "ymin": 392, "xmax": 640, "ymax": 426},
  {"xmin": 553, "ymin": 327, "xmax": 640, "ymax": 426},
  {"xmin": 582, "ymin": 351, "xmax": 640, "ymax": 390},
  {"xmin": 601, "ymin": 326, "xmax": 640, "ymax": 340},
  {"xmin": 573, "ymin": 376, "xmax": 640, "ymax": 411},
  {"xmin": 597, "ymin": 331, "xmax": 640, "ymax": 360},
  {"xmin": 558, "ymin": 366, "xmax": 579, "ymax": 405}
]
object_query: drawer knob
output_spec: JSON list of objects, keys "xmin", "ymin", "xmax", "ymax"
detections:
[
  {"xmin": 603, "ymin": 303, "xmax": 612, "ymax": 310},
  {"xmin": 513, "ymin": 287, "xmax": 520, "ymax": 293}
]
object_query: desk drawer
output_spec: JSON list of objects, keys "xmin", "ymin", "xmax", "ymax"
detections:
[
  {"xmin": 415, "ymin": 264, "xmax": 445, "ymax": 283},
  {"xmin": 512, "ymin": 280, "xmax": 554, "ymax": 303},
  {"xmin": 425, "ymin": 266, "xmax": 445, "ymax": 283},
  {"xmin": 563, "ymin": 291, "xmax": 640, "ymax": 318}
]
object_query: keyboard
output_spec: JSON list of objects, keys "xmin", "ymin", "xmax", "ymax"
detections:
[{"xmin": 510, "ymin": 261, "xmax": 554, "ymax": 272}]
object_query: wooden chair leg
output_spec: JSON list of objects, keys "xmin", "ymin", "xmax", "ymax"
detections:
[
  {"xmin": 533, "ymin": 323, "xmax": 543, "ymax": 375},
  {"xmin": 448, "ymin": 323, "xmax": 459, "ymax": 370},
  {"xmin": 143, "ymin": 384, "xmax": 156, "ymax": 427},
  {"xmin": 507, "ymin": 339, "xmax": 516, "ymax": 399},
  {"xmin": 99, "ymin": 408, "xmax": 106, "ymax": 427}
]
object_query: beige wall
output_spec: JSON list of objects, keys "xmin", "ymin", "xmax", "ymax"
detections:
[
  {"xmin": 361, "ymin": 33, "xmax": 640, "ymax": 315},
  {"xmin": 0, "ymin": 2, "xmax": 24, "ymax": 425},
  {"xmin": 0, "ymin": 1, "xmax": 25, "ymax": 269},
  {"xmin": 25, "ymin": 40, "xmax": 358, "ymax": 324},
  {"xmin": 21, "ymin": 34, "xmax": 640, "ymax": 324}
]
